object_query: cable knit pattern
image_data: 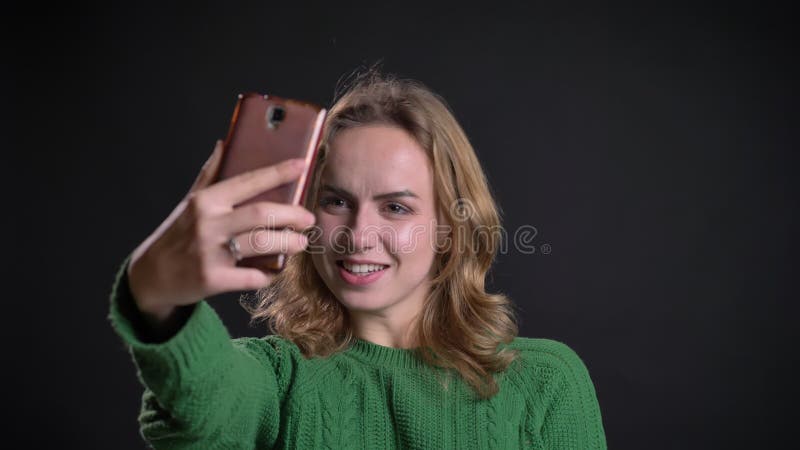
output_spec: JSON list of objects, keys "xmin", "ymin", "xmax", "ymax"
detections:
[
  {"xmin": 320, "ymin": 361, "xmax": 360, "ymax": 449},
  {"xmin": 109, "ymin": 256, "xmax": 606, "ymax": 449}
]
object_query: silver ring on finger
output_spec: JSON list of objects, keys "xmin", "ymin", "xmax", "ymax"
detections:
[{"xmin": 226, "ymin": 236, "xmax": 243, "ymax": 262}]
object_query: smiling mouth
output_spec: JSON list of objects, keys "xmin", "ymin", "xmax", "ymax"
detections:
[{"xmin": 336, "ymin": 260, "xmax": 389, "ymax": 276}]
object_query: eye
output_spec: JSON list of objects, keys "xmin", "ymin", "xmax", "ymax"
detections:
[
  {"xmin": 384, "ymin": 202, "xmax": 412, "ymax": 215},
  {"xmin": 320, "ymin": 196, "xmax": 349, "ymax": 210}
]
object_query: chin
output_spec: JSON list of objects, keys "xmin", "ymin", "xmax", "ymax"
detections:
[{"xmin": 337, "ymin": 295, "xmax": 384, "ymax": 312}]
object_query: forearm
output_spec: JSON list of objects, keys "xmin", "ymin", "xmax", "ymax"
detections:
[
  {"xmin": 135, "ymin": 339, "xmax": 278, "ymax": 449},
  {"xmin": 108, "ymin": 256, "xmax": 281, "ymax": 448}
]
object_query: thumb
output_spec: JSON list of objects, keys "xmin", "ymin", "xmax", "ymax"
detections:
[{"xmin": 188, "ymin": 139, "xmax": 225, "ymax": 194}]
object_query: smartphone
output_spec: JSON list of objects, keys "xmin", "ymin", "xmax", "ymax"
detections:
[{"xmin": 214, "ymin": 92, "xmax": 327, "ymax": 271}]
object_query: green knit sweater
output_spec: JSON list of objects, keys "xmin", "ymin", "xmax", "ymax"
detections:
[{"xmin": 108, "ymin": 257, "xmax": 606, "ymax": 449}]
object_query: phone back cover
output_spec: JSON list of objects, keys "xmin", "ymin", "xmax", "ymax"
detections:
[{"xmin": 217, "ymin": 92, "xmax": 324, "ymax": 208}]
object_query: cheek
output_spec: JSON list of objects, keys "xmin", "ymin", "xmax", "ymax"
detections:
[
  {"xmin": 392, "ymin": 220, "xmax": 437, "ymax": 263},
  {"xmin": 312, "ymin": 213, "xmax": 343, "ymax": 247}
]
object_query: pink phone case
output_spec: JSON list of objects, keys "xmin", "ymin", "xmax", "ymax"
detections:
[{"xmin": 215, "ymin": 92, "xmax": 326, "ymax": 271}]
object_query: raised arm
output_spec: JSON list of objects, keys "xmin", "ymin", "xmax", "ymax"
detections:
[
  {"xmin": 110, "ymin": 258, "xmax": 295, "ymax": 448},
  {"xmin": 109, "ymin": 140, "xmax": 314, "ymax": 448}
]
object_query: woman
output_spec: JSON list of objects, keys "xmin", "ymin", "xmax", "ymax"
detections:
[{"xmin": 109, "ymin": 71, "xmax": 607, "ymax": 449}]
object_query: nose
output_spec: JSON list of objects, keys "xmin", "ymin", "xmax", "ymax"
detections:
[{"xmin": 337, "ymin": 206, "xmax": 382, "ymax": 254}]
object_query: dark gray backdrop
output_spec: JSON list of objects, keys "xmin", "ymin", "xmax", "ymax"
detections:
[{"xmin": 7, "ymin": 2, "xmax": 797, "ymax": 449}]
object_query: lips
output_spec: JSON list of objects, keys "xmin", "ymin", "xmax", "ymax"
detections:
[
  {"xmin": 335, "ymin": 259, "xmax": 390, "ymax": 286},
  {"xmin": 338, "ymin": 260, "xmax": 389, "ymax": 274},
  {"xmin": 337, "ymin": 258, "xmax": 390, "ymax": 265}
]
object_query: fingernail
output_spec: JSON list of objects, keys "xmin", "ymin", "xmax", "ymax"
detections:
[{"xmin": 292, "ymin": 159, "xmax": 306, "ymax": 169}]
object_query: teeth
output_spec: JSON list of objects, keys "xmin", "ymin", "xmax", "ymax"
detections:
[{"xmin": 342, "ymin": 262, "xmax": 387, "ymax": 274}]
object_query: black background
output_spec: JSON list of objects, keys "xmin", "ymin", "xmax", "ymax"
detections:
[{"xmin": 6, "ymin": 2, "xmax": 797, "ymax": 449}]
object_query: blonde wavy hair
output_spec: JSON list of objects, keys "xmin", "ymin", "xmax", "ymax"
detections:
[{"xmin": 244, "ymin": 69, "xmax": 520, "ymax": 399}]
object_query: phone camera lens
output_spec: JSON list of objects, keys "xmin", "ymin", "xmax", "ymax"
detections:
[{"xmin": 268, "ymin": 106, "xmax": 286, "ymax": 129}]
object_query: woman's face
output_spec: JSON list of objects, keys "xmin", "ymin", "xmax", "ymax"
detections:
[{"xmin": 310, "ymin": 124, "xmax": 439, "ymax": 327}]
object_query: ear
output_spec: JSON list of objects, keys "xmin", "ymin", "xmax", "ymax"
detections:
[{"xmin": 188, "ymin": 140, "xmax": 225, "ymax": 194}]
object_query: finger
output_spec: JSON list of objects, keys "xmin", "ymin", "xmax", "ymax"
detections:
[
  {"xmin": 233, "ymin": 229, "xmax": 310, "ymax": 259},
  {"xmin": 211, "ymin": 202, "xmax": 315, "ymax": 236},
  {"xmin": 188, "ymin": 140, "xmax": 225, "ymax": 194},
  {"xmin": 209, "ymin": 266, "xmax": 274, "ymax": 293},
  {"xmin": 202, "ymin": 158, "xmax": 305, "ymax": 207}
]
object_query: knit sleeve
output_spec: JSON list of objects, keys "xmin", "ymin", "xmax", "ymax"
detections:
[
  {"xmin": 518, "ymin": 339, "xmax": 607, "ymax": 450},
  {"xmin": 108, "ymin": 255, "xmax": 295, "ymax": 449}
]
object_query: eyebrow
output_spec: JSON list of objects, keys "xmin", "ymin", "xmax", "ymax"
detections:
[{"xmin": 321, "ymin": 184, "xmax": 419, "ymax": 201}]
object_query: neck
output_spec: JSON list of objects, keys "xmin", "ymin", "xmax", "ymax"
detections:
[
  {"xmin": 347, "ymin": 277, "xmax": 433, "ymax": 349},
  {"xmin": 350, "ymin": 301, "xmax": 423, "ymax": 349}
]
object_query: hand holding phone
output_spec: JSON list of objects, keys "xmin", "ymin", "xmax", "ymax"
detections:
[
  {"xmin": 127, "ymin": 144, "xmax": 315, "ymax": 335},
  {"xmin": 125, "ymin": 92, "xmax": 324, "ymax": 337}
]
